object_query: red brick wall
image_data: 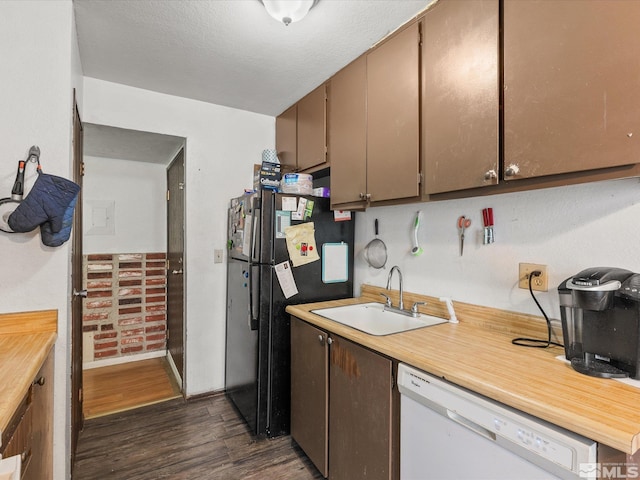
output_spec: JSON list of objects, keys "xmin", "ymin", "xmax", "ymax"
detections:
[{"xmin": 83, "ymin": 252, "xmax": 167, "ymax": 361}]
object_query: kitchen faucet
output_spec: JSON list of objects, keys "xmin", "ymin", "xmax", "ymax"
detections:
[
  {"xmin": 380, "ymin": 266, "xmax": 425, "ymax": 318},
  {"xmin": 386, "ymin": 265, "xmax": 404, "ymax": 310}
]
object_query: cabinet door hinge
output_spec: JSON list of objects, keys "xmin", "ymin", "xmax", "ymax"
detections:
[
  {"xmin": 391, "ymin": 370, "xmax": 396, "ymax": 391},
  {"xmin": 418, "ymin": 171, "xmax": 423, "ymax": 185},
  {"xmin": 81, "ymin": 161, "xmax": 85, "ymax": 177},
  {"xmin": 167, "ymin": 189, "xmax": 170, "ymax": 201}
]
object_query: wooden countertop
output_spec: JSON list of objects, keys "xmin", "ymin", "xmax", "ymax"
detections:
[
  {"xmin": 0, "ymin": 310, "xmax": 57, "ymax": 441},
  {"xmin": 286, "ymin": 285, "xmax": 640, "ymax": 455}
]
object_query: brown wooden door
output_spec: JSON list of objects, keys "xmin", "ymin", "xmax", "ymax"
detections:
[
  {"xmin": 275, "ymin": 105, "xmax": 297, "ymax": 170},
  {"xmin": 367, "ymin": 22, "xmax": 421, "ymax": 203},
  {"xmin": 167, "ymin": 149, "xmax": 185, "ymax": 389},
  {"xmin": 329, "ymin": 336, "xmax": 393, "ymax": 480},
  {"xmin": 504, "ymin": 0, "xmax": 640, "ymax": 181},
  {"xmin": 423, "ymin": 0, "xmax": 499, "ymax": 194},
  {"xmin": 71, "ymin": 92, "xmax": 84, "ymax": 469},
  {"xmin": 329, "ymin": 56, "xmax": 367, "ymax": 208},
  {"xmin": 297, "ymin": 83, "xmax": 327, "ymax": 172},
  {"xmin": 290, "ymin": 318, "xmax": 329, "ymax": 477}
]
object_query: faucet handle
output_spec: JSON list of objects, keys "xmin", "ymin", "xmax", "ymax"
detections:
[
  {"xmin": 380, "ymin": 293, "xmax": 392, "ymax": 307},
  {"xmin": 411, "ymin": 301, "xmax": 427, "ymax": 314}
]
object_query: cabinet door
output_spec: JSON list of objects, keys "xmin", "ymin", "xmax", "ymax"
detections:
[
  {"xmin": 504, "ymin": 0, "xmax": 640, "ymax": 181},
  {"xmin": 329, "ymin": 336, "xmax": 393, "ymax": 480},
  {"xmin": 1, "ymin": 403, "xmax": 32, "ymax": 476},
  {"xmin": 290, "ymin": 318, "xmax": 329, "ymax": 477},
  {"xmin": 26, "ymin": 349, "xmax": 53, "ymax": 480},
  {"xmin": 276, "ymin": 104, "xmax": 297, "ymax": 170},
  {"xmin": 423, "ymin": 0, "xmax": 499, "ymax": 194},
  {"xmin": 367, "ymin": 22, "xmax": 421, "ymax": 203},
  {"xmin": 329, "ymin": 56, "xmax": 367, "ymax": 207},
  {"xmin": 297, "ymin": 84, "xmax": 327, "ymax": 172}
]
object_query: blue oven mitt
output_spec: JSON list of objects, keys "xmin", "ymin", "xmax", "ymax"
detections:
[
  {"xmin": 40, "ymin": 193, "xmax": 79, "ymax": 247},
  {"xmin": 8, "ymin": 173, "xmax": 80, "ymax": 234}
]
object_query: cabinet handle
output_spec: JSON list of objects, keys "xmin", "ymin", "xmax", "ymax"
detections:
[
  {"xmin": 359, "ymin": 193, "xmax": 371, "ymax": 201},
  {"xmin": 327, "ymin": 337, "xmax": 333, "ymax": 345},
  {"xmin": 484, "ymin": 169, "xmax": 497, "ymax": 180},
  {"xmin": 34, "ymin": 376, "xmax": 45, "ymax": 386},
  {"xmin": 318, "ymin": 334, "xmax": 324, "ymax": 344},
  {"xmin": 504, "ymin": 164, "xmax": 520, "ymax": 177}
]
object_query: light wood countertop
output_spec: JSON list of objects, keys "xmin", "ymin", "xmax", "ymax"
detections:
[
  {"xmin": 0, "ymin": 310, "xmax": 57, "ymax": 440},
  {"xmin": 286, "ymin": 285, "xmax": 640, "ymax": 455}
]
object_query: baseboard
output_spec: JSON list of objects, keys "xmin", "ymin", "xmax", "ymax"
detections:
[
  {"xmin": 83, "ymin": 350, "xmax": 166, "ymax": 370},
  {"xmin": 166, "ymin": 351, "xmax": 183, "ymax": 390}
]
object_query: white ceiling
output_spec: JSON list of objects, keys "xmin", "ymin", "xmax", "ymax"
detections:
[
  {"xmin": 83, "ymin": 124, "xmax": 185, "ymax": 165},
  {"xmin": 73, "ymin": 0, "xmax": 434, "ymax": 117}
]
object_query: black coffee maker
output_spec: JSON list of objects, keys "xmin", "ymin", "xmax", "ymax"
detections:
[{"xmin": 558, "ymin": 267, "xmax": 640, "ymax": 379}]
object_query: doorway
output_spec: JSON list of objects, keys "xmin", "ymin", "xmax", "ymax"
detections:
[{"xmin": 79, "ymin": 124, "xmax": 186, "ymax": 416}]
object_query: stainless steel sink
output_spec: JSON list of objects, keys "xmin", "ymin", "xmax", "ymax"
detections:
[{"xmin": 310, "ymin": 302, "xmax": 447, "ymax": 336}]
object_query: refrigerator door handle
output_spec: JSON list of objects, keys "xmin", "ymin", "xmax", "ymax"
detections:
[
  {"xmin": 250, "ymin": 195, "xmax": 260, "ymax": 263},
  {"xmin": 247, "ymin": 194, "xmax": 260, "ymax": 331},
  {"xmin": 248, "ymin": 264, "xmax": 259, "ymax": 331}
]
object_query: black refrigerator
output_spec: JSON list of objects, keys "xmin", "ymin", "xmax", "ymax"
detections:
[{"xmin": 225, "ymin": 189, "xmax": 354, "ymax": 437}]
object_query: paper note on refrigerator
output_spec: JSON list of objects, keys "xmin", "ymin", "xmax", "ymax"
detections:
[
  {"xmin": 275, "ymin": 261, "xmax": 298, "ymax": 299},
  {"xmin": 284, "ymin": 222, "xmax": 320, "ymax": 267},
  {"xmin": 281, "ymin": 196, "xmax": 297, "ymax": 211}
]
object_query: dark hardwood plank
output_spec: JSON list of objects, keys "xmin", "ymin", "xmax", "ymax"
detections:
[{"xmin": 73, "ymin": 395, "xmax": 323, "ymax": 479}]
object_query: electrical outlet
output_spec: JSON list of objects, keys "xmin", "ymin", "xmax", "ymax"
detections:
[
  {"xmin": 214, "ymin": 249, "xmax": 224, "ymax": 264},
  {"xmin": 519, "ymin": 263, "xmax": 548, "ymax": 291}
]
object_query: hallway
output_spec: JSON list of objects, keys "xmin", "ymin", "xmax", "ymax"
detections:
[{"xmin": 83, "ymin": 356, "xmax": 181, "ymax": 419}]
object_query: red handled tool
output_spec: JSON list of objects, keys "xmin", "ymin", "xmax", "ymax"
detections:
[
  {"xmin": 482, "ymin": 207, "xmax": 494, "ymax": 244},
  {"xmin": 457, "ymin": 215, "xmax": 471, "ymax": 256}
]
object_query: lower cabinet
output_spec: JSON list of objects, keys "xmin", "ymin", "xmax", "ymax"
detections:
[
  {"xmin": 290, "ymin": 317, "xmax": 396, "ymax": 480},
  {"xmin": 0, "ymin": 348, "xmax": 54, "ymax": 480}
]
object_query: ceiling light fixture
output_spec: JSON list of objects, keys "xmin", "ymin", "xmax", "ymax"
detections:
[{"xmin": 261, "ymin": 0, "xmax": 318, "ymax": 26}]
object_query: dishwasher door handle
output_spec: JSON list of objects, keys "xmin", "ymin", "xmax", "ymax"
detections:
[{"xmin": 447, "ymin": 410, "xmax": 496, "ymax": 442}]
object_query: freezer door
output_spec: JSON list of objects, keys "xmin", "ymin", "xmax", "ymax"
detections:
[
  {"xmin": 228, "ymin": 193, "xmax": 261, "ymax": 262},
  {"xmin": 225, "ymin": 257, "xmax": 258, "ymax": 433}
]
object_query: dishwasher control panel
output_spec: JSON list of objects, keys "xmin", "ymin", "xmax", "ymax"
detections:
[
  {"xmin": 398, "ymin": 364, "xmax": 597, "ymax": 476},
  {"xmin": 491, "ymin": 415, "xmax": 573, "ymax": 469}
]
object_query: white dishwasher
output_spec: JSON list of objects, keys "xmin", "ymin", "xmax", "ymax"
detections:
[{"xmin": 398, "ymin": 364, "xmax": 597, "ymax": 480}]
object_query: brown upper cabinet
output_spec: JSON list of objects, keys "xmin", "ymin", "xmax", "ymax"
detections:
[
  {"xmin": 297, "ymin": 84, "xmax": 327, "ymax": 171},
  {"xmin": 275, "ymin": 104, "xmax": 296, "ymax": 168},
  {"xmin": 366, "ymin": 22, "xmax": 421, "ymax": 204},
  {"xmin": 330, "ymin": 22, "xmax": 421, "ymax": 209},
  {"xmin": 422, "ymin": 0, "xmax": 499, "ymax": 194},
  {"xmin": 328, "ymin": 56, "xmax": 367, "ymax": 207},
  {"xmin": 503, "ymin": 0, "xmax": 640, "ymax": 181},
  {"xmin": 276, "ymin": 83, "xmax": 327, "ymax": 173}
]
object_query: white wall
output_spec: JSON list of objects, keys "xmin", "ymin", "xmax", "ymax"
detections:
[
  {"xmin": 82, "ymin": 78, "xmax": 274, "ymax": 395},
  {"xmin": 83, "ymin": 155, "xmax": 167, "ymax": 253},
  {"xmin": 355, "ymin": 178, "xmax": 640, "ymax": 322},
  {"xmin": 0, "ymin": 1, "xmax": 80, "ymax": 479}
]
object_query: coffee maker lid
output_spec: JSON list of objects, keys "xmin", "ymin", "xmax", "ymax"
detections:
[{"xmin": 566, "ymin": 267, "xmax": 633, "ymax": 291}]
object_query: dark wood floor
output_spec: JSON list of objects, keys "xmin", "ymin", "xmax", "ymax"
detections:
[{"xmin": 73, "ymin": 394, "xmax": 323, "ymax": 479}]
